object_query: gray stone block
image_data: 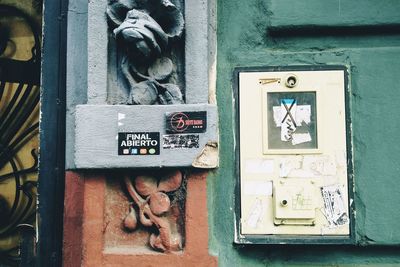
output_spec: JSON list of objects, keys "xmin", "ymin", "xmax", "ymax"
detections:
[
  {"xmin": 87, "ymin": 0, "xmax": 108, "ymax": 104},
  {"xmin": 66, "ymin": 0, "xmax": 88, "ymax": 169},
  {"xmin": 74, "ymin": 104, "xmax": 218, "ymax": 168},
  {"xmin": 185, "ymin": 0, "xmax": 210, "ymax": 104}
]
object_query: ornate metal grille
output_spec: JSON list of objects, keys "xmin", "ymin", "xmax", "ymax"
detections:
[{"xmin": 0, "ymin": 4, "xmax": 40, "ymax": 265}]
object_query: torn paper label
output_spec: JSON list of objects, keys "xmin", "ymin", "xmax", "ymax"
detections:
[
  {"xmin": 273, "ymin": 104, "xmax": 311, "ymax": 127},
  {"xmin": 273, "ymin": 100, "xmax": 312, "ymax": 145},
  {"xmin": 321, "ymin": 184, "xmax": 349, "ymax": 227},
  {"xmin": 279, "ymin": 156, "xmax": 302, "ymax": 178},
  {"xmin": 118, "ymin": 112, "xmax": 126, "ymax": 121},
  {"xmin": 246, "ymin": 198, "xmax": 265, "ymax": 229},
  {"xmin": 291, "ymin": 133, "xmax": 312, "ymax": 145},
  {"xmin": 281, "ymin": 118, "xmax": 296, "ymax": 142},
  {"xmin": 296, "ymin": 105, "xmax": 311, "ymax": 126},
  {"xmin": 192, "ymin": 141, "xmax": 219, "ymax": 168},
  {"xmin": 303, "ymin": 156, "xmax": 337, "ymax": 176},
  {"xmin": 280, "ymin": 99, "xmax": 297, "ymax": 142},
  {"xmin": 279, "ymin": 156, "xmax": 338, "ymax": 178},
  {"xmin": 243, "ymin": 181, "xmax": 273, "ymax": 196},
  {"xmin": 273, "ymin": 106, "xmax": 283, "ymax": 127},
  {"xmin": 244, "ymin": 159, "xmax": 274, "ymax": 174}
]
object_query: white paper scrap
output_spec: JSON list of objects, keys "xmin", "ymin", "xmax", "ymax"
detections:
[
  {"xmin": 246, "ymin": 198, "xmax": 264, "ymax": 229},
  {"xmin": 303, "ymin": 156, "xmax": 337, "ymax": 176},
  {"xmin": 273, "ymin": 106, "xmax": 283, "ymax": 127},
  {"xmin": 291, "ymin": 133, "xmax": 312, "ymax": 145},
  {"xmin": 243, "ymin": 181, "xmax": 273, "ymax": 196},
  {"xmin": 244, "ymin": 159, "xmax": 274, "ymax": 174},
  {"xmin": 295, "ymin": 105, "xmax": 311, "ymax": 126},
  {"xmin": 321, "ymin": 184, "xmax": 349, "ymax": 227},
  {"xmin": 118, "ymin": 112, "xmax": 126, "ymax": 121},
  {"xmin": 279, "ymin": 157, "xmax": 302, "ymax": 178},
  {"xmin": 280, "ymin": 99, "xmax": 297, "ymax": 142},
  {"xmin": 273, "ymin": 105, "xmax": 311, "ymax": 127},
  {"xmin": 279, "ymin": 161, "xmax": 291, "ymax": 178}
]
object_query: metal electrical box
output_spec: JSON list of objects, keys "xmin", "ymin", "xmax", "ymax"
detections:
[{"xmin": 234, "ymin": 66, "xmax": 354, "ymax": 244}]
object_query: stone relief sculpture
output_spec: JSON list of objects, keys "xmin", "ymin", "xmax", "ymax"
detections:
[
  {"xmin": 106, "ymin": 0, "xmax": 186, "ymax": 253},
  {"xmin": 123, "ymin": 170, "xmax": 185, "ymax": 252},
  {"xmin": 107, "ymin": 0, "xmax": 184, "ymax": 105}
]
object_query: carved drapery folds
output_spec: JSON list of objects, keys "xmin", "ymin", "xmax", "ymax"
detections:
[
  {"xmin": 107, "ymin": 0, "xmax": 184, "ymax": 105},
  {"xmin": 123, "ymin": 170, "xmax": 185, "ymax": 252}
]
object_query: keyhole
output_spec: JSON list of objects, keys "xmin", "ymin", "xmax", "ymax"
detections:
[{"xmin": 281, "ymin": 199, "xmax": 288, "ymax": 206}]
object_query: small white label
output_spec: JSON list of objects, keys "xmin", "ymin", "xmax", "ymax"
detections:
[
  {"xmin": 118, "ymin": 112, "xmax": 126, "ymax": 121},
  {"xmin": 296, "ymin": 105, "xmax": 311, "ymax": 126},
  {"xmin": 244, "ymin": 159, "xmax": 274, "ymax": 174},
  {"xmin": 243, "ymin": 181, "xmax": 273, "ymax": 196},
  {"xmin": 291, "ymin": 133, "xmax": 312, "ymax": 145}
]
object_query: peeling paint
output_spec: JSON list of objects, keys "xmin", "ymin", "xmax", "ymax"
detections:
[{"xmin": 192, "ymin": 141, "xmax": 219, "ymax": 168}]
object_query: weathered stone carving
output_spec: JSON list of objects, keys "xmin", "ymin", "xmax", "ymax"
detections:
[
  {"xmin": 107, "ymin": 0, "xmax": 186, "ymax": 254},
  {"xmin": 107, "ymin": 0, "xmax": 184, "ymax": 105},
  {"xmin": 123, "ymin": 170, "xmax": 185, "ymax": 252}
]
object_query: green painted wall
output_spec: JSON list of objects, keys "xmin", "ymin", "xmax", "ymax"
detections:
[{"xmin": 210, "ymin": 0, "xmax": 400, "ymax": 265}]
